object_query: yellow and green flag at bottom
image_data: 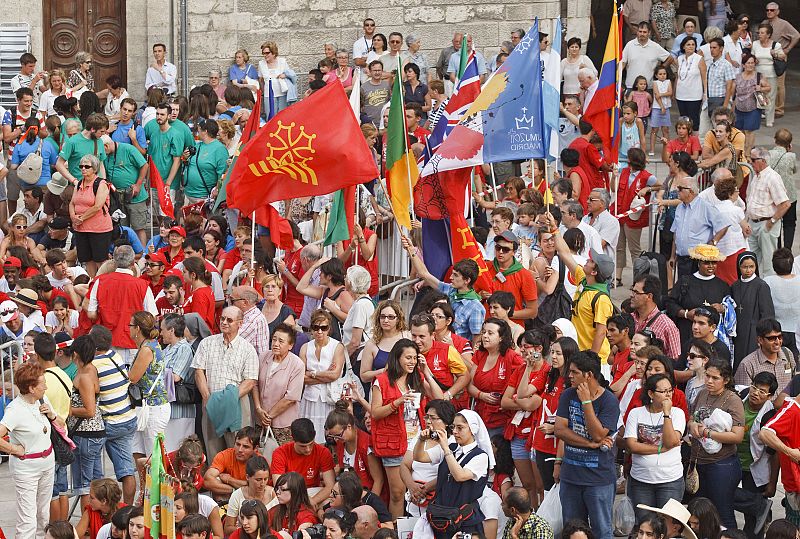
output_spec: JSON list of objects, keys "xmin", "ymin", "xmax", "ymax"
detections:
[
  {"xmin": 144, "ymin": 433, "xmax": 165, "ymax": 539},
  {"xmin": 386, "ymin": 58, "xmax": 419, "ymax": 230}
]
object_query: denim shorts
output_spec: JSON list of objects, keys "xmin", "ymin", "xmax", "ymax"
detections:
[
  {"xmin": 381, "ymin": 456, "xmax": 404, "ymax": 467},
  {"xmin": 52, "ymin": 464, "xmax": 69, "ymax": 498},
  {"xmin": 104, "ymin": 417, "xmax": 137, "ymax": 480},
  {"xmin": 72, "ymin": 436, "xmax": 106, "ymax": 496},
  {"xmin": 511, "ymin": 436, "xmax": 534, "ymax": 460}
]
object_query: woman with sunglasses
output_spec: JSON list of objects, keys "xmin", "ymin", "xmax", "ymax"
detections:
[
  {"xmin": 737, "ymin": 15, "xmax": 753, "ymax": 54},
  {"xmin": 625, "ymin": 373, "xmax": 687, "ymax": 519},
  {"xmin": 684, "ymin": 339, "xmax": 715, "ymax": 408},
  {"xmin": 428, "ymin": 302, "xmax": 474, "ymax": 364},
  {"xmin": 229, "ymin": 498, "xmax": 271, "ymax": 539},
  {"xmin": 371, "ymin": 338, "xmax": 443, "ymax": 518},
  {"xmin": 269, "ymin": 472, "xmax": 319, "ymax": 535},
  {"xmin": 68, "ymin": 153, "xmax": 112, "ymax": 277},
  {"xmin": 326, "ymin": 470, "xmax": 391, "ymax": 524},
  {"xmin": 361, "ymin": 300, "xmax": 409, "ymax": 384},
  {"xmin": 0, "ymin": 214, "xmax": 45, "ymax": 267},
  {"xmin": 325, "ymin": 403, "xmax": 381, "ymax": 494},
  {"xmin": 664, "ymin": 244, "xmax": 730, "ymax": 356},
  {"xmin": 254, "ymin": 324, "xmax": 304, "ymax": 446},
  {"xmin": 401, "ymin": 399, "xmax": 457, "ymax": 517},
  {"xmin": 299, "ymin": 309, "xmax": 346, "ymax": 443},
  {"xmin": 225, "ymin": 456, "xmax": 276, "ymax": 537},
  {"xmin": 687, "ymin": 358, "xmax": 745, "ymax": 529}
]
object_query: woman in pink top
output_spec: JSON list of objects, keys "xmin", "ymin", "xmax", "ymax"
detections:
[
  {"xmin": 335, "ymin": 49, "xmax": 354, "ymax": 95},
  {"xmin": 68, "ymin": 154, "xmax": 112, "ymax": 277}
]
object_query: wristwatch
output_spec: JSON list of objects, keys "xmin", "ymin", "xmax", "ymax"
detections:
[{"xmin": 770, "ymin": 217, "xmax": 777, "ymax": 224}]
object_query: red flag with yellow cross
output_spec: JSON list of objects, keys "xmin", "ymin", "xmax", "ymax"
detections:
[{"xmin": 225, "ymin": 83, "xmax": 379, "ymax": 215}]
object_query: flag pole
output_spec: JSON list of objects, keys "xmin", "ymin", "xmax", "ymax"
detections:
[
  {"xmin": 354, "ymin": 186, "xmax": 360, "ymax": 262},
  {"xmin": 376, "ymin": 175, "xmax": 407, "ymax": 239},
  {"xmin": 489, "ymin": 163, "xmax": 499, "ymax": 201},
  {"xmin": 251, "ymin": 210, "xmax": 256, "ymax": 286},
  {"xmin": 396, "ymin": 56, "xmax": 416, "ymax": 230},
  {"xmin": 544, "ymin": 159, "xmax": 551, "ymax": 216}
]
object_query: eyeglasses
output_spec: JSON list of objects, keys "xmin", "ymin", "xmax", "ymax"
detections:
[
  {"xmin": 495, "ymin": 245, "xmax": 514, "ymax": 254},
  {"xmin": 749, "ymin": 385, "xmax": 772, "ymax": 397},
  {"xmin": 220, "ymin": 316, "xmax": 240, "ymax": 324},
  {"xmin": 229, "ymin": 297, "xmax": 245, "ymax": 303},
  {"xmin": 762, "ymin": 334, "xmax": 783, "ymax": 342},
  {"xmin": 430, "ymin": 313, "xmax": 447, "ymax": 320},
  {"xmin": 687, "ymin": 352, "xmax": 707, "ymax": 360},
  {"xmin": 79, "ymin": 164, "xmax": 94, "ymax": 170},
  {"xmin": 379, "ymin": 314, "xmax": 398, "ymax": 320},
  {"xmin": 629, "ymin": 288, "xmax": 648, "ymax": 295},
  {"xmin": 311, "ymin": 324, "xmax": 330, "ymax": 332},
  {"xmin": 654, "ymin": 388, "xmax": 674, "ymax": 395},
  {"xmin": 423, "ymin": 414, "xmax": 441, "ymax": 423}
]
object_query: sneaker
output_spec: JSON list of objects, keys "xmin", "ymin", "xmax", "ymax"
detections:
[
  {"xmin": 648, "ymin": 152, "xmax": 655, "ymax": 157},
  {"xmin": 766, "ymin": 123, "xmax": 774, "ymax": 127},
  {"xmin": 755, "ymin": 498, "xmax": 773, "ymax": 535}
]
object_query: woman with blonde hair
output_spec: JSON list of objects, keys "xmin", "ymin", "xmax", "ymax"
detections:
[
  {"xmin": 40, "ymin": 69, "xmax": 68, "ymax": 117},
  {"xmin": 229, "ymin": 48, "xmax": 259, "ymax": 95},
  {"xmin": 261, "ymin": 273, "xmax": 296, "ymax": 336},
  {"xmin": 360, "ymin": 300, "xmax": 409, "ymax": 383},
  {"xmin": 1, "ymin": 213, "xmax": 46, "ymax": 266},
  {"xmin": 258, "ymin": 41, "xmax": 295, "ymax": 113}
]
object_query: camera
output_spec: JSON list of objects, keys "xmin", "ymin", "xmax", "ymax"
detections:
[
  {"xmin": 186, "ymin": 146, "xmax": 197, "ymax": 157},
  {"xmin": 430, "ymin": 431, "xmax": 439, "ymax": 440},
  {"xmin": 293, "ymin": 524, "xmax": 326, "ymax": 539}
]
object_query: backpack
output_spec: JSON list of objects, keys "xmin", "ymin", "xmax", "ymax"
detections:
[
  {"xmin": 16, "ymin": 138, "xmax": 44, "ymax": 185},
  {"xmin": 92, "ymin": 177, "xmax": 124, "ymax": 217},
  {"xmin": 573, "ymin": 287, "xmax": 620, "ymax": 327},
  {"xmin": 534, "ymin": 257, "xmax": 574, "ymax": 327}
]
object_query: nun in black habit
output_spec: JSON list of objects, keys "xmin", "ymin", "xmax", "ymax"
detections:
[{"xmin": 731, "ymin": 251, "xmax": 775, "ymax": 372}]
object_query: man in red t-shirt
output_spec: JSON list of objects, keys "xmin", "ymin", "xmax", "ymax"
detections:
[
  {"xmin": 607, "ymin": 314, "xmax": 635, "ymax": 382},
  {"xmin": 760, "ymin": 397, "xmax": 800, "ymax": 517},
  {"xmin": 142, "ymin": 252, "xmax": 167, "ymax": 296},
  {"xmin": 485, "ymin": 231, "xmax": 538, "ymax": 326},
  {"xmin": 271, "ymin": 418, "xmax": 335, "ymax": 508},
  {"xmin": 156, "ymin": 274, "xmax": 184, "ymax": 319},
  {"xmin": 568, "ymin": 120, "xmax": 613, "ymax": 190},
  {"xmin": 202, "ymin": 427, "xmax": 259, "ymax": 502}
]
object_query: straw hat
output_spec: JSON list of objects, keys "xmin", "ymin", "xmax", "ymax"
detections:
[
  {"xmin": 688, "ymin": 244, "xmax": 725, "ymax": 262},
  {"xmin": 636, "ymin": 499, "xmax": 698, "ymax": 539}
]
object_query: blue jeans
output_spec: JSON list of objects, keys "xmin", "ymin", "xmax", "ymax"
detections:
[
  {"xmin": 104, "ymin": 418, "xmax": 137, "ymax": 480},
  {"xmin": 72, "ymin": 436, "xmax": 106, "ymax": 495},
  {"xmin": 627, "ymin": 475, "xmax": 685, "ymax": 522},
  {"xmin": 697, "ymin": 454, "xmax": 742, "ymax": 529},
  {"xmin": 560, "ymin": 480, "xmax": 616, "ymax": 539},
  {"xmin": 52, "ymin": 464, "xmax": 69, "ymax": 498}
]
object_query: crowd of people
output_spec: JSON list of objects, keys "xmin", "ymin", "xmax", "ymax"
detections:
[{"xmin": 0, "ymin": 3, "xmax": 800, "ymax": 539}]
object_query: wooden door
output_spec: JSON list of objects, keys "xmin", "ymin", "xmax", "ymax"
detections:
[{"xmin": 43, "ymin": 0, "xmax": 127, "ymax": 88}]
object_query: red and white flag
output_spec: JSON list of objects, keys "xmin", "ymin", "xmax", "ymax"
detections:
[{"xmin": 149, "ymin": 157, "xmax": 174, "ymax": 219}]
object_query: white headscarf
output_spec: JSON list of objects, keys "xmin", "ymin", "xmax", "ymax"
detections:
[
  {"xmin": 553, "ymin": 318, "xmax": 578, "ymax": 343},
  {"xmin": 456, "ymin": 409, "xmax": 496, "ymax": 469}
]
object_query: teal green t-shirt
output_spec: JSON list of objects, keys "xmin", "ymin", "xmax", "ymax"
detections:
[
  {"xmin": 58, "ymin": 132, "xmax": 107, "ymax": 181},
  {"xmin": 185, "ymin": 140, "xmax": 228, "ymax": 199},
  {"xmin": 171, "ymin": 119, "xmax": 196, "ymax": 151},
  {"xmin": 105, "ymin": 143, "xmax": 148, "ymax": 203},
  {"xmin": 145, "ymin": 121, "xmax": 183, "ymax": 189}
]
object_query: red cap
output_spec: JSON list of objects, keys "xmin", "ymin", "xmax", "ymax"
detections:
[
  {"xmin": 168, "ymin": 226, "xmax": 186, "ymax": 238},
  {"xmin": 164, "ymin": 268, "xmax": 184, "ymax": 283},
  {"xmin": 3, "ymin": 257, "xmax": 22, "ymax": 268},
  {"xmin": 145, "ymin": 252, "xmax": 168, "ymax": 266}
]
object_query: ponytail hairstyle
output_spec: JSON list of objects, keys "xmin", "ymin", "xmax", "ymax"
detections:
[
  {"xmin": 176, "ymin": 435, "xmax": 204, "ymax": 468},
  {"xmin": 45, "ymin": 115, "xmax": 62, "ymax": 147},
  {"xmin": 71, "ymin": 334, "xmax": 97, "ymax": 366},
  {"xmin": 130, "ymin": 311, "xmax": 159, "ymax": 340},
  {"xmin": 324, "ymin": 400, "xmax": 356, "ymax": 431},
  {"xmin": 23, "ymin": 115, "xmax": 39, "ymax": 144},
  {"xmin": 323, "ymin": 509, "xmax": 357, "ymax": 535},
  {"xmin": 183, "ymin": 256, "xmax": 211, "ymax": 286}
]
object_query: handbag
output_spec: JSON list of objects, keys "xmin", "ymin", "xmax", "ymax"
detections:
[
  {"xmin": 327, "ymin": 351, "xmax": 365, "ymax": 404},
  {"xmin": 17, "ymin": 137, "xmax": 44, "ymax": 185},
  {"xmin": 772, "ymin": 42, "xmax": 788, "ymax": 77},
  {"xmin": 42, "ymin": 400, "xmax": 76, "ymax": 467},
  {"xmin": 174, "ymin": 367, "xmax": 200, "ymax": 405},
  {"xmin": 685, "ymin": 453, "xmax": 700, "ymax": 494},
  {"xmin": 259, "ymin": 426, "xmax": 279, "ymax": 462}
]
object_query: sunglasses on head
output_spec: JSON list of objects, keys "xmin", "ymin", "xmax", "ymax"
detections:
[{"xmin": 694, "ymin": 307, "xmax": 714, "ymax": 318}]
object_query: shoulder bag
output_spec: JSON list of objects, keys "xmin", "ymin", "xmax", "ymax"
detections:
[
  {"xmin": 772, "ymin": 42, "xmax": 788, "ymax": 77},
  {"xmin": 17, "ymin": 137, "xmax": 44, "ymax": 185},
  {"xmin": 107, "ymin": 353, "xmax": 142, "ymax": 407}
]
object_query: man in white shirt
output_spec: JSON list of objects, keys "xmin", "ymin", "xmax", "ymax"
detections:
[
  {"xmin": 353, "ymin": 18, "xmax": 377, "ymax": 69},
  {"xmin": 560, "ymin": 199, "xmax": 604, "ymax": 259},
  {"xmin": 584, "ymin": 189, "xmax": 620, "ymax": 275},
  {"xmin": 619, "ymin": 23, "xmax": 674, "ymax": 89},
  {"xmin": 144, "ymin": 43, "xmax": 177, "ymax": 95},
  {"xmin": 9, "ymin": 53, "xmax": 46, "ymax": 110}
]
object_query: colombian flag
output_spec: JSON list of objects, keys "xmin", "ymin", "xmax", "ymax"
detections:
[
  {"xmin": 584, "ymin": 1, "xmax": 622, "ymax": 164},
  {"xmin": 386, "ymin": 57, "xmax": 420, "ymax": 230}
]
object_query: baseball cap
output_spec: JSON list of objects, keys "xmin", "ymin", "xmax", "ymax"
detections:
[
  {"xmin": 49, "ymin": 216, "xmax": 70, "ymax": 230},
  {"xmin": 145, "ymin": 252, "xmax": 168, "ymax": 266},
  {"xmin": 589, "ymin": 248, "xmax": 614, "ymax": 283},
  {"xmin": 497, "ymin": 230, "xmax": 520, "ymax": 247},
  {"xmin": 0, "ymin": 300, "xmax": 19, "ymax": 323},
  {"xmin": 3, "ymin": 257, "xmax": 22, "ymax": 269},
  {"xmin": 168, "ymin": 226, "xmax": 187, "ymax": 238},
  {"xmin": 54, "ymin": 331, "xmax": 74, "ymax": 354},
  {"xmin": 164, "ymin": 268, "xmax": 185, "ymax": 283}
]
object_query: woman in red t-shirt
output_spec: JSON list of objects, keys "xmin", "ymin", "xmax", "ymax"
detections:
[
  {"xmin": 182, "ymin": 257, "xmax": 217, "ymax": 333},
  {"xmin": 75, "ymin": 478, "xmax": 124, "ymax": 539},
  {"xmin": 622, "ymin": 355, "xmax": 689, "ymax": 424},
  {"xmin": 268, "ymin": 472, "xmax": 319, "ymax": 535},
  {"xmin": 467, "ymin": 318, "xmax": 524, "ymax": 435},
  {"xmin": 660, "ymin": 117, "xmax": 701, "ymax": 163}
]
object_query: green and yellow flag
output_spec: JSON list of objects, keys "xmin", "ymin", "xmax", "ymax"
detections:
[
  {"xmin": 386, "ymin": 57, "xmax": 420, "ymax": 230},
  {"xmin": 144, "ymin": 433, "xmax": 165, "ymax": 539}
]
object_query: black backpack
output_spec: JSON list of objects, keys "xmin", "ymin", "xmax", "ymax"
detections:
[{"xmin": 534, "ymin": 258, "xmax": 573, "ymax": 327}]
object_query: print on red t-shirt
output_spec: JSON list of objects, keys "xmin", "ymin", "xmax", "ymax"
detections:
[{"xmin": 270, "ymin": 442, "xmax": 334, "ymax": 488}]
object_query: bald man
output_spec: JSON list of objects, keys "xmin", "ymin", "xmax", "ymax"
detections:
[
  {"xmin": 192, "ymin": 305, "xmax": 259, "ymax": 461},
  {"xmin": 352, "ymin": 505, "xmax": 380, "ymax": 539},
  {"xmin": 232, "ymin": 285, "xmax": 270, "ymax": 358}
]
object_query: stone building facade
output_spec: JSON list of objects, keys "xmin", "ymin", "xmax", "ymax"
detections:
[{"xmin": 9, "ymin": 0, "xmax": 592, "ymax": 102}]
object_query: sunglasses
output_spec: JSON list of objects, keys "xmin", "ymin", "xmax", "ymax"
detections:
[
  {"xmin": 494, "ymin": 244, "xmax": 514, "ymax": 254},
  {"xmin": 687, "ymin": 352, "xmax": 707, "ymax": 360},
  {"xmin": 14, "ymin": 225, "xmax": 27, "ymax": 230},
  {"xmin": 79, "ymin": 164, "xmax": 94, "ymax": 170},
  {"xmin": 630, "ymin": 288, "xmax": 648, "ymax": 295},
  {"xmin": 145, "ymin": 262, "xmax": 163, "ymax": 268},
  {"xmin": 762, "ymin": 334, "xmax": 783, "ymax": 342},
  {"xmin": 676, "ymin": 186, "xmax": 692, "ymax": 191},
  {"xmin": 311, "ymin": 324, "xmax": 330, "ymax": 332},
  {"xmin": 220, "ymin": 316, "xmax": 240, "ymax": 324},
  {"xmin": 379, "ymin": 314, "xmax": 398, "ymax": 320},
  {"xmin": 0, "ymin": 309, "xmax": 16, "ymax": 316},
  {"xmin": 389, "ymin": 40, "xmax": 401, "ymax": 44},
  {"xmin": 694, "ymin": 307, "xmax": 714, "ymax": 318}
]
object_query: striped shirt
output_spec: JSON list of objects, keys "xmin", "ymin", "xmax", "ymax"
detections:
[
  {"xmin": 93, "ymin": 351, "xmax": 136, "ymax": 425},
  {"xmin": 2, "ymin": 108, "xmax": 45, "ymax": 159}
]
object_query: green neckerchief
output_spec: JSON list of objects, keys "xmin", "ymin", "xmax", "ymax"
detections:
[
  {"xmin": 452, "ymin": 288, "xmax": 481, "ymax": 301},
  {"xmin": 493, "ymin": 258, "xmax": 524, "ymax": 278},
  {"xmin": 581, "ymin": 279, "xmax": 609, "ymax": 295}
]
